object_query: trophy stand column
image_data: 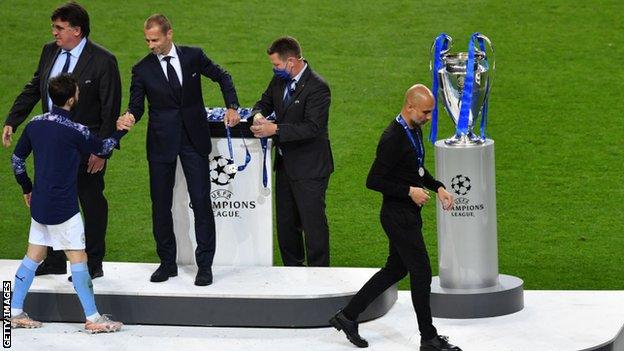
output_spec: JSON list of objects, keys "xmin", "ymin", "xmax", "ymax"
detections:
[{"xmin": 430, "ymin": 138, "xmax": 524, "ymax": 318}]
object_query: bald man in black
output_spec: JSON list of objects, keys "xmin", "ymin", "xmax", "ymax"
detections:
[{"xmin": 330, "ymin": 85, "xmax": 461, "ymax": 351}]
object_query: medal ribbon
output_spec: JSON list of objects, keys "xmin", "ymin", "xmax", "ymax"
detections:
[
  {"xmin": 396, "ymin": 115, "xmax": 425, "ymax": 171},
  {"xmin": 225, "ymin": 125, "xmax": 251, "ymax": 172}
]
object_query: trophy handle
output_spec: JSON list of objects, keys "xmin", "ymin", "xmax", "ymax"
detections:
[
  {"xmin": 429, "ymin": 34, "xmax": 452, "ymax": 71},
  {"xmin": 476, "ymin": 34, "xmax": 495, "ymax": 74}
]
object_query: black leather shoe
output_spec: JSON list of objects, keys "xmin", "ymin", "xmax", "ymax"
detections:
[
  {"xmin": 420, "ymin": 335, "xmax": 462, "ymax": 351},
  {"xmin": 35, "ymin": 261, "xmax": 67, "ymax": 276},
  {"xmin": 150, "ymin": 264, "xmax": 178, "ymax": 282},
  {"xmin": 329, "ymin": 310, "xmax": 368, "ymax": 348},
  {"xmin": 194, "ymin": 268, "xmax": 213, "ymax": 286},
  {"xmin": 68, "ymin": 268, "xmax": 104, "ymax": 282}
]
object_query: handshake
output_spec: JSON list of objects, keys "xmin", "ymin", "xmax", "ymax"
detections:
[
  {"xmin": 116, "ymin": 112, "xmax": 135, "ymax": 131},
  {"xmin": 116, "ymin": 108, "xmax": 243, "ymax": 132}
]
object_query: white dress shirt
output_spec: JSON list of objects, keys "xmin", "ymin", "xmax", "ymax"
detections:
[
  {"xmin": 156, "ymin": 43, "xmax": 183, "ymax": 86},
  {"xmin": 283, "ymin": 63, "xmax": 307, "ymax": 99},
  {"xmin": 47, "ymin": 37, "xmax": 87, "ymax": 110}
]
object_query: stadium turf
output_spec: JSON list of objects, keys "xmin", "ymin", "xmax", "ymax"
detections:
[{"xmin": 0, "ymin": 0, "xmax": 622, "ymax": 289}]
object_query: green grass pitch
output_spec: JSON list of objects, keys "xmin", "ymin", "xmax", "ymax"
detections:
[{"xmin": 0, "ymin": 0, "xmax": 622, "ymax": 290}]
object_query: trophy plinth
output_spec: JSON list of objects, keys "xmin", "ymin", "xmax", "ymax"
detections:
[{"xmin": 429, "ymin": 33, "xmax": 524, "ymax": 319}]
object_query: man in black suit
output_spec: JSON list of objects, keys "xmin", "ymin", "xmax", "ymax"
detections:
[
  {"xmin": 2, "ymin": 2, "xmax": 121, "ymax": 280},
  {"xmin": 117, "ymin": 14, "xmax": 240, "ymax": 286},
  {"xmin": 250, "ymin": 36, "xmax": 333, "ymax": 267}
]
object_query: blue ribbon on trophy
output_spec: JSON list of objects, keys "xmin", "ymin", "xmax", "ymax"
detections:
[
  {"xmin": 458, "ymin": 32, "xmax": 490, "ymax": 141},
  {"xmin": 429, "ymin": 33, "xmax": 451, "ymax": 144},
  {"xmin": 429, "ymin": 32, "xmax": 495, "ymax": 144}
]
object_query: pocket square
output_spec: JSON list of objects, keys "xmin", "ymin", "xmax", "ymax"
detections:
[
  {"xmin": 294, "ymin": 100, "xmax": 300, "ymax": 104},
  {"xmin": 84, "ymin": 80, "xmax": 92, "ymax": 84},
  {"xmin": 192, "ymin": 72, "xmax": 197, "ymax": 77}
]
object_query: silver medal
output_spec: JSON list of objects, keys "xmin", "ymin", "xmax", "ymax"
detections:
[
  {"xmin": 261, "ymin": 187, "xmax": 271, "ymax": 196},
  {"xmin": 418, "ymin": 167, "xmax": 425, "ymax": 177}
]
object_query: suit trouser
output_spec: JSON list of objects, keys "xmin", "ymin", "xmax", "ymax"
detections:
[
  {"xmin": 43, "ymin": 159, "xmax": 108, "ymax": 272},
  {"xmin": 343, "ymin": 201, "xmax": 437, "ymax": 340},
  {"xmin": 148, "ymin": 132, "xmax": 216, "ymax": 270},
  {"xmin": 275, "ymin": 161, "xmax": 330, "ymax": 267}
]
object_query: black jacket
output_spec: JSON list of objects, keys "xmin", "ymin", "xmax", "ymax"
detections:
[
  {"xmin": 252, "ymin": 64, "xmax": 333, "ymax": 180},
  {"xmin": 6, "ymin": 40, "xmax": 121, "ymax": 140},
  {"xmin": 128, "ymin": 45, "xmax": 238, "ymax": 162}
]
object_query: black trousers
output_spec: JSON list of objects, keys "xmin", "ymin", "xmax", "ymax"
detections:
[
  {"xmin": 43, "ymin": 159, "xmax": 108, "ymax": 272},
  {"xmin": 343, "ymin": 201, "xmax": 437, "ymax": 340},
  {"xmin": 275, "ymin": 161, "xmax": 330, "ymax": 267},
  {"xmin": 148, "ymin": 132, "xmax": 215, "ymax": 270}
]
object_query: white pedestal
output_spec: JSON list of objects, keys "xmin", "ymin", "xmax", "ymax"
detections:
[{"xmin": 172, "ymin": 138, "xmax": 273, "ymax": 266}]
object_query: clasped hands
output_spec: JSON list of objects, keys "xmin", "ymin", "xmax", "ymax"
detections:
[
  {"xmin": 250, "ymin": 113, "xmax": 277, "ymax": 138},
  {"xmin": 409, "ymin": 186, "xmax": 454, "ymax": 210}
]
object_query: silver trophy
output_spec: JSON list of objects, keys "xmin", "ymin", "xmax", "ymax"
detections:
[
  {"xmin": 431, "ymin": 34, "xmax": 495, "ymax": 145},
  {"xmin": 430, "ymin": 33, "xmax": 523, "ymax": 319}
]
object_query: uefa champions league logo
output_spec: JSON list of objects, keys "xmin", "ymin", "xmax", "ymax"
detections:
[
  {"xmin": 451, "ymin": 175, "xmax": 471, "ymax": 196},
  {"xmin": 210, "ymin": 155, "xmax": 237, "ymax": 186},
  {"xmin": 448, "ymin": 174, "xmax": 484, "ymax": 217}
]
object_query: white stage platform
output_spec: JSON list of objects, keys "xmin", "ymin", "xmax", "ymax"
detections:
[
  {"xmin": 0, "ymin": 260, "xmax": 397, "ymax": 327},
  {"xmin": 2, "ymin": 260, "xmax": 623, "ymax": 350},
  {"xmin": 5, "ymin": 291, "xmax": 623, "ymax": 351}
]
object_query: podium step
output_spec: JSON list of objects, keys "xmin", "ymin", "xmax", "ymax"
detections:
[{"xmin": 0, "ymin": 260, "xmax": 396, "ymax": 327}]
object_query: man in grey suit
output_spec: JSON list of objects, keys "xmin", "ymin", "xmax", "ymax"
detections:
[{"xmin": 250, "ymin": 36, "xmax": 333, "ymax": 267}]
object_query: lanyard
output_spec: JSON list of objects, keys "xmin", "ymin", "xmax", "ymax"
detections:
[
  {"xmin": 225, "ymin": 125, "xmax": 251, "ymax": 172},
  {"xmin": 260, "ymin": 113, "xmax": 276, "ymax": 188},
  {"xmin": 395, "ymin": 115, "xmax": 425, "ymax": 177}
]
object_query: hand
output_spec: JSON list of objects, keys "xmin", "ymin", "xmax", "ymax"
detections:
[
  {"xmin": 117, "ymin": 112, "xmax": 135, "ymax": 131},
  {"xmin": 23, "ymin": 192, "xmax": 31, "ymax": 207},
  {"xmin": 250, "ymin": 122, "xmax": 278, "ymax": 138},
  {"xmin": 409, "ymin": 187, "xmax": 430, "ymax": 207},
  {"xmin": 2, "ymin": 125, "xmax": 13, "ymax": 147},
  {"xmin": 437, "ymin": 187, "xmax": 454, "ymax": 211},
  {"xmin": 224, "ymin": 108, "xmax": 241, "ymax": 127},
  {"xmin": 87, "ymin": 154, "xmax": 106, "ymax": 174},
  {"xmin": 252, "ymin": 113, "xmax": 269, "ymax": 126}
]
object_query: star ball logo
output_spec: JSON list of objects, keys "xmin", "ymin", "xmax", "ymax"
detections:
[
  {"xmin": 449, "ymin": 174, "xmax": 485, "ymax": 217},
  {"xmin": 451, "ymin": 175, "xmax": 471, "ymax": 196},
  {"xmin": 209, "ymin": 155, "xmax": 236, "ymax": 186}
]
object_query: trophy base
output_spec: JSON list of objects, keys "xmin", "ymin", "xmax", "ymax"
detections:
[
  {"xmin": 444, "ymin": 132, "xmax": 485, "ymax": 146},
  {"xmin": 430, "ymin": 274, "xmax": 524, "ymax": 319}
]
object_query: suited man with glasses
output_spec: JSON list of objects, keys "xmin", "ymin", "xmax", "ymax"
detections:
[{"xmin": 3, "ymin": 2, "xmax": 121, "ymax": 280}]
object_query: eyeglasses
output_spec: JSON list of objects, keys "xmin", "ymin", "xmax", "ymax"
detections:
[{"xmin": 51, "ymin": 23, "xmax": 74, "ymax": 32}]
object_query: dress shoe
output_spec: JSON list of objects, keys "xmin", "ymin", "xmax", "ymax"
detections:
[
  {"xmin": 35, "ymin": 261, "xmax": 67, "ymax": 276},
  {"xmin": 194, "ymin": 268, "xmax": 213, "ymax": 286},
  {"xmin": 420, "ymin": 335, "xmax": 462, "ymax": 351},
  {"xmin": 329, "ymin": 310, "xmax": 368, "ymax": 348},
  {"xmin": 150, "ymin": 264, "xmax": 178, "ymax": 282},
  {"xmin": 68, "ymin": 268, "xmax": 104, "ymax": 282}
]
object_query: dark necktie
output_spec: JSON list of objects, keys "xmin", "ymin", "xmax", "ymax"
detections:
[
  {"xmin": 61, "ymin": 51, "xmax": 71, "ymax": 73},
  {"xmin": 163, "ymin": 56, "xmax": 182, "ymax": 98},
  {"xmin": 282, "ymin": 79, "xmax": 296, "ymax": 106}
]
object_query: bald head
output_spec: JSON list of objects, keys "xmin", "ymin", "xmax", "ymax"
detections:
[
  {"xmin": 400, "ymin": 84, "xmax": 435, "ymax": 127},
  {"xmin": 404, "ymin": 84, "xmax": 434, "ymax": 109}
]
